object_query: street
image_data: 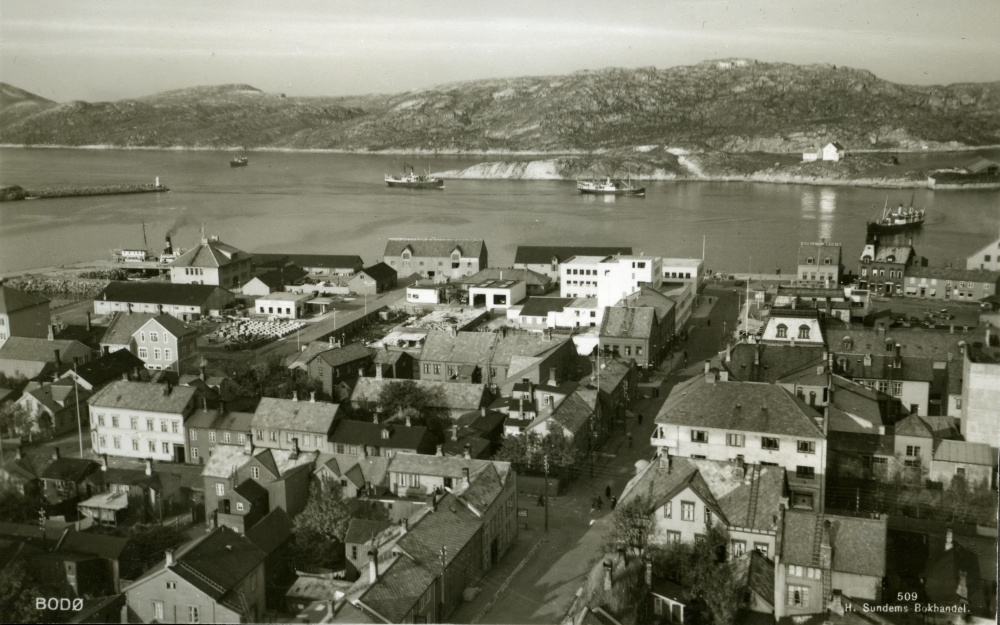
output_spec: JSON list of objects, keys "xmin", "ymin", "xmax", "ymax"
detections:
[{"xmin": 448, "ymin": 286, "xmax": 740, "ymax": 623}]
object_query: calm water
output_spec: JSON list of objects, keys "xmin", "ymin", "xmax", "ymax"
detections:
[{"xmin": 1, "ymin": 148, "xmax": 998, "ymax": 274}]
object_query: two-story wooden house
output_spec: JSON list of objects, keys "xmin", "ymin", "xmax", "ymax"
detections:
[
  {"xmin": 250, "ymin": 396, "xmax": 339, "ymax": 455},
  {"xmin": 88, "ymin": 380, "xmax": 198, "ymax": 463},
  {"xmin": 132, "ymin": 314, "xmax": 198, "ymax": 373},
  {"xmin": 383, "ymin": 238, "xmax": 487, "ymax": 282}
]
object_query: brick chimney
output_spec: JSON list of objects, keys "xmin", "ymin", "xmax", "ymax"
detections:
[
  {"xmin": 310, "ymin": 391, "xmax": 316, "ymax": 403},
  {"xmin": 603, "ymin": 560, "xmax": 613, "ymax": 591},
  {"xmin": 52, "ymin": 447, "xmax": 60, "ymax": 461},
  {"xmin": 145, "ymin": 458, "xmax": 153, "ymax": 477},
  {"xmin": 292, "ymin": 391, "xmax": 298, "ymax": 402},
  {"xmin": 101, "ymin": 454, "xmax": 108, "ymax": 472},
  {"xmin": 368, "ymin": 544, "xmax": 379, "ymax": 582},
  {"xmin": 463, "ymin": 444, "xmax": 472, "ymax": 459},
  {"xmin": 165, "ymin": 548, "xmax": 175, "ymax": 566},
  {"xmin": 53, "ymin": 349, "xmax": 62, "ymax": 368},
  {"xmin": 462, "ymin": 467, "xmax": 470, "ymax": 486}
]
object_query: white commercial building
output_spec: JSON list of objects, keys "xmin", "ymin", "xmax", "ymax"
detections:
[
  {"xmin": 254, "ymin": 292, "xmax": 311, "ymax": 320},
  {"xmin": 561, "ymin": 255, "xmax": 663, "ymax": 309},
  {"xmin": 88, "ymin": 381, "xmax": 198, "ymax": 463}
]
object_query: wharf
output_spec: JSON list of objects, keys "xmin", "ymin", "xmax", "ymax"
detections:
[{"xmin": 0, "ymin": 182, "xmax": 169, "ymax": 202}]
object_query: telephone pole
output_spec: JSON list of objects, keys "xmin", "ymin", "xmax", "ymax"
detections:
[
  {"xmin": 543, "ymin": 454, "xmax": 550, "ymax": 533},
  {"xmin": 439, "ymin": 545, "xmax": 448, "ymax": 616}
]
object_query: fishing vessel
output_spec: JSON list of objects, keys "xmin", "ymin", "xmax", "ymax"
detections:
[
  {"xmin": 576, "ymin": 175, "xmax": 645, "ymax": 196},
  {"xmin": 230, "ymin": 153, "xmax": 249, "ymax": 167},
  {"xmin": 385, "ymin": 164, "xmax": 444, "ymax": 189},
  {"xmin": 867, "ymin": 198, "xmax": 925, "ymax": 236}
]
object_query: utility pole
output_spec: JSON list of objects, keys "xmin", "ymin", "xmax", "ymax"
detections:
[
  {"xmin": 439, "ymin": 545, "xmax": 447, "ymax": 617},
  {"xmin": 72, "ymin": 363, "xmax": 84, "ymax": 457},
  {"xmin": 543, "ymin": 454, "xmax": 550, "ymax": 533}
]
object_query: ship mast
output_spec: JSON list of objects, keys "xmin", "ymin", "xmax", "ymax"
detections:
[{"xmin": 142, "ymin": 220, "xmax": 148, "ymax": 252}]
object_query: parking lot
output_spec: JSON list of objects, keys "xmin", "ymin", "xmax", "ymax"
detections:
[{"xmin": 873, "ymin": 296, "xmax": 982, "ymax": 329}]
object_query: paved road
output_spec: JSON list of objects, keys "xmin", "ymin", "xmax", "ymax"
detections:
[{"xmin": 449, "ymin": 285, "xmax": 742, "ymax": 624}]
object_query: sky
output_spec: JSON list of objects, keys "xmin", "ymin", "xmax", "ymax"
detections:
[{"xmin": 1, "ymin": 0, "xmax": 999, "ymax": 102}]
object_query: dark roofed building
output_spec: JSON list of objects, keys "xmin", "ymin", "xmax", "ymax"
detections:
[
  {"xmin": 330, "ymin": 420, "xmax": 436, "ymax": 457},
  {"xmin": 902, "ymin": 265, "xmax": 1000, "ymax": 302},
  {"xmin": 93, "ymin": 282, "xmax": 235, "ymax": 321},
  {"xmin": 59, "ymin": 348, "xmax": 146, "ymax": 391},
  {"xmin": 349, "ymin": 262, "xmax": 398, "ymax": 295},
  {"xmin": 383, "ymin": 238, "xmax": 487, "ymax": 281},
  {"xmin": 516, "ymin": 297, "xmax": 574, "ymax": 323},
  {"xmin": 465, "ymin": 267, "xmax": 553, "ymax": 294},
  {"xmin": 253, "ymin": 253, "xmax": 364, "ymax": 277},
  {"xmin": 0, "ymin": 285, "xmax": 50, "ymax": 343},
  {"xmin": 0, "ymin": 336, "xmax": 92, "ymax": 380},
  {"xmin": 304, "ymin": 342, "xmax": 375, "ymax": 396},
  {"xmin": 252, "ymin": 397, "xmax": 340, "ymax": 454}
]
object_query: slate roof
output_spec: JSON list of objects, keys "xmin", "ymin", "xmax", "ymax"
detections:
[
  {"xmin": 933, "ymin": 440, "xmax": 994, "ymax": 465},
  {"xmin": 491, "ymin": 332, "xmax": 570, "ymax": 366},
  {"xmin": 358, "ymin": 551, "xmax": 437, "ymax": 622},
  {"xmin": 0, "ymin": 337, "xmax": 90, "ymax": 363},
  {"xmin": 600, "ymin": 307, "xmax": 655, "ymax": 340},
  {"xmin": 518, "ymin": 297, "xmax": 573, "ymax": 317},
  {"xmin": 169, "ymin": 238, "xmax": 248, "ymax": 269},
  {"xmin": 89, "ymin": 380, "xmax": 196, "ymax": 414},
  {"xmin": 185, "ymin": 408, "xmax": 254, "ymax": 432},
  {"xmin": 351, "ymin": 378, "xmax": 487, "ymax": 412},
  {"xmin": 617, "ymin": 287, "xmax": 676, "ymax": 323},
  {"xmin": 827, "ymin": 514, "xmax": 888, "ymax": 577},
  {"xmin": 253, "ymin": 253, "xmax": 363, "ymax": 270},
  {"xmin": 63, "ymin": 349, "xmax": 145, "ymax": 388},
  {"xmin": 344, "ymin": 518, "xmax": 396, "ymax": 545},
  {"xmin": 233, "ymin": 478, "xmax": 268, "ymax": 502},
  {"xmin": 358, "ymin": 262, "xmax": 397, "ymax": 282},
  {"xmin": 541, "ymin": 389, "xmax": 595, "ymax": 435},
  {"xmin": 96, "ymin": 282, "xmax": 232, "ymax": 307},
  {"xmin": 101, "ymin": 312, "xmax": 156, "ymax": 346},
  {"xmin": 287, "ymin": 340, "xmax": 337, "ymax": 370},
  {"xmin": 725, "ymin": 344, "xmax": 827, "ymax": 384},
  {"xmin": 387, "ymin": 452, "xmax": 511, "ymax": 484},
  {"xmin": 317, "ymin": 343, "xmax": 375, "ymax": 368},
  {"xmin": 244, "ymin": 507, "xmax": 294, "ymax": 555},
  {"xmin": 143, "ymin": 314, "xmax": 197, "ymax": 338},
  {"xmin": 384, "ymin": 238, "xmax": 485, "ymax": 259},
  {"xmin": 157, "ymin": 527, "xmax": 266, "ymax": 609},
  {"xmin": 330, "ymin": 420, "xmax": 431, "ymax": 451},
  {"xmin": 780, "ymin": 509, "xmax": 821, "ymax": 566},
  {"xmin": 797, "ymin": 242, "xmax": 842, "ymax": 266},
  {"xmin": 201, "ymin": 444, "xmax": 251, "ymax": 479},
  {"xmin": 0, "ymin": 286, "xmax": 48, "ymax": 313},
  {"xmin": 372, "ymin": 349, "xmax": 408, "ymax": 366},
  {"xmin": 251, "ymin": 397, "xmax": 340, "ymax": 434},
  {"xmin": 620, "ymin": 457, "xmax": 785, "ymax": 533},
  {"xmin": 23, "ymin": 380, "xmax": 86, "ymax": 414},
  {"xmin": 654, "ymin": 380, "xmax": 824, "ymax": 438},
  {"xmin": 731, "ymin": 550, "xmax": 775, "ymax": 606},
  {"xmin": 893, "ymin": 414, "xmax": 935, "ymax": 438},
  {"xmin": 466, "ymin": 267, "xmax": 551, "ymax": 288},
  {"xmin": 40, "ymin": 457, "xmax": 99, "ymax": 482},
  {"xmin": 867, "ymin": 245, "xmax": 914, "ymax": 265},
  {"xmin": 419, "ymin": 330, "xmax": 496, "ymax": 364},
  {"xmin": 905, "ymin": 266, "xmax": 1000, "ymax": 283},
  {"xmin": 319, "ymin": 454, "xmax": 391, "ymax": 488},
  {"xmin": 831, "ymin": 326, "xmax": 981, "ymax": 361},
  {"xmin": 514, "ymin": 246, "xmax": 632, "ymax": 265}
]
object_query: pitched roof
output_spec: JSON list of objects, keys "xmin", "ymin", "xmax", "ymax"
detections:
[
  {"xmin": 893, "ymin": 414, "xmax": 934, "ymax": 438},
  {"xmin": 725, "ymin": 344, "xmax": 827, "ymax": 384},
  {"xmin": 169, "ymin": 238, "xmax": 248, "ymax": 269},
  {"xmin": 514, "ymin": 246, "xmax": 632, "ymax": 265},
  {"xmin": 866, "ymin": 244, "xmax": 914, "ymax": 265},
  {"xmin": 63, "ymin": 349, "xmax": 145, "ymax": 388},
  {"xmin": 101, "ymin": 312, "xmax": 156, "ymax": 346},
  {"xmin": 89, "ymin": 380, "xmax": 196, "ymax": 414},
  {"xmin": 419, "ymin": 330, "xmax": 496, "ymax": 364},
  {"xmin": 491, "ymin": 332, "xmax": 570, "ymax": 367},
  {"xmin": 384, "ymin": 238, "xmax": 486, "ymax": 259},
  {"xmin": 253, "ymin": 253, "xmax": 363, "ymax": 270},
  {"xmin": 387, "ymin": 453, "xmax": 511, "ymax": 484},
  {"xmin": 541, "ymin": 389, "xmax": 595, "ymax": 436},
  {"xmin": 600, "ymin": 307, "xmax": 655, "ymax": 340},
  {"xmin": 142, "ymin": 314, "xmax": 197, "ymax": 338},
  {"xmin": 233, "ymin": 478, "xmax": 268, "ymax": 502},
  {"xmin": 932, "ymin": 440, "xmax": 994, "ymax": 465},
  {"xmin": 0, "ymin": 337, "xmax": 90, "ymax": 363},
  {"xmin": 330, "ymin": 420, "xmax": 431, "ymax": 451},
  {"xmin": 245, "ymin": 507, "xmax": 293, "ymax": 555},
  {"xmin": 466, "ymin": 267, "xmax": 551, "ymax": 287},
  {"xmin": 655, "ymin": 380, "xmax": 824, "ymax": 438},
  {"xmin": 286, "ymin": 340, "xmax": 337, "ymax": 370},
  {"xmin": 731, "ymin": 551, "xmax": 775, "ymax": 606},
  {"xmin": 617, "ymin": 287, "xmax": 676, "ymax": 323},
  {"xmin": 185, "ymin": 408, "xmax": 254, "ymax": 432},
  {"xmin": 358, "ymin": 262, "xmax": 397, "ymax": 282},
  {"xmin": 351, "ymin": 378, "xmax": 487, "ymax": 412},
  {"xmin": 344, "ymin": 519, "xmax": 396, "ymax": 545},
  {"xmin": 0, "ymin": 286, "xmax": 48, "ymax": 313},
  {"xmin": 24, "ymin": 380, "xmax": 86, "ymax": 413},
  {"xmin": 831, "ymin": 326, "xmax": 982, "ymax": 362},
  {"xmin": 797, "ymin": 241, "xmax": 842, "ymax": 266},
  {"xmin": 905, "ymin": 266, "xmax": 1000, "ymax": 283},
  {"xmin": 201, "ymin": 444, "xmax": 251, "ymax": 479},
  {"xmin": 780, "ymin": 509, "xmax": 821, "ymax": 566},
  {"xmin": 317, "ymin": 343, "xmax": 375, "ymax": 368},
  {"xmin": 319, "ymin": 454, "xmax": 390, "ymax": 488},
  {"xmin": 827, "ymin": 515, "xmax": 887, "ymax": 577},
  {"xmin": 251, "ymin": 397, "xmax": 340, "ymax": 434},
  {"xmin": 164, "ymin": 527, "xmax": 266, "ymax": 608},
  {"xmin": 96, "ymin": 282, "xmax": 233, "ymax": 307},
  {"xmin": 40, "ymin": 457, "xmax": 99, "ymax": 482},
  {"xmin": 518, "ymin": 297, "xmax": 574, "ymax": 317}
]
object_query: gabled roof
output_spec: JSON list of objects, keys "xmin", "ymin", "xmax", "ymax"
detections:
[
  {"xmin": 169, "ymin": 238, "xmax": 248, "ymax": 269},
  {"xmin": 23, "ymin": 379, "xmax": 86, "ymax": 413},
  {"xmin": 600, "ymin": 307, "xmax": 655, "ymax": 340},
  {"xmin": 96, "ymin": 282, "xmax": 233, "ymax": 307},
  {"xmin": 0, "ymin": 337, "xmax": 90, "ymax": 364},
  {"xmin": 539, "ymin": 389, "xmax": 595, "ymax": 436},
  {"xmin": 514, "ymin": 246, "xmax": 632, "ymax": 265},
  {"xmin": 101, "ymin": 312, "xmax": 156, "ymax": 346},
  {"xmin": 905, "ymin": 266, "xmax": 1000, "ymax": 283},
  {"xmin": 725, "ymin": 344, "xmax": 827, "ymax": 384},
  {"xmin": 491, "ymin": 332, "xmax": 570, "ymax": 367},
  {"xmin": 233, "ymin": 478, "xmax": 268, "ymax": 503},
  {"xmin": 253, "ymin": 253, "xmax": 363, "ymax": 270},
  {"xmin": 286, "ymin": 340, "xmax": 337, "ymax": 370},
  {"xmin": 185, "ymin": 408, "xmax": 254, "ymax": 432},
  {"xmin": 617, "ymin": 287, "xmax": 676, "ymax": 323},
  {"xmin": 40, "ymin": 457, "xmax": 99, "ymax": 482},
  {"xmin": 358, "ymin": 262, "xmax": 397, "ymax": 282},
  {"xmin": 893, "ymin": 414, "xmax": 935, "ymax": 438},
  {"xmin": 351, "ymin": 378, "xmax": 488, "ymax": 412},
  {"xmin": 932, "ymin": 440, "xmax": 994, "ymax": 465},
  {"xmin": 465, "ymin": 267, "xmax": 551, "ymax": 287},
  {"xmin": 518, "ymin": 297, "xmax": 574, "ymax": 317},
  {"xmin": 62, "ymin": 349, "xmax": 145, "ymax": 388},
  {"xmin": 253, "ymin": 447, "xmax": 317, "ymax": 477},
  {"xmin": 827, "ymin": 515, "xmax": 887, "ymax": 577},
  {"xmin": 654, "ymin": 380, "xmax": 825, "ymax": 438},
  {"xmin": 384, "ymin": 238, "xmax": 485, "ymax": 259},
  {"xmin": 797, "ymin": 241, "xmax": 842, "ymax": 266},
  {"xmin": 419, "ymin": 330, "xmax": 496, "ymax": 364},
  {"xmin": 0, "ymin": 454, "xmax": 39, "ymax": 481},
  {"xmin": 330, "ymin": 420, "xmax": 431, "ymax": 451},
  {"xmin": 0, "ymin": 286, "xmax": 48, "ymax": 313},
  {"xmin": 139, "ymin": 314, "xmax": 197, "ymax": 339},
  {"xmin": 89, "ymin": 380, "xmax": 196, "ymax": 414},
  {"xmin": 344, "ymin": 519, "xmax": 396, "ymax": 546},
  {"xmin": 731, "ymin": 550, "xmax": 775, "ymax": 606},
  {"xmin": 966, "ymin": 158, "xmax": 1000, "ymax": 174},
  {"xmin": 317, "ymin": 343, "xmax": 375, "ymax": 368},
  {"xmin": 251, "ymin": 397, "xmax": 340, "ymax": 434},
  {"xmin": 318, "ymin": 454, "xmax": 390, "ymax": 488},
  {"xmin": 200, "ymin": 444, "xmax": 250, "ymax": 479},
  {"xmin": 387, "ymin": 453, "xmax": 511, "ymax": 485}
]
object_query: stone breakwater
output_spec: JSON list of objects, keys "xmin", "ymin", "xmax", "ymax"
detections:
[
  {"xmin": 0, "ymin": 182, "xmax": 168, "ymax": 202},
  {"xmin": 3, "ymin": 276, "xmax": 110, "ymax": 300}
]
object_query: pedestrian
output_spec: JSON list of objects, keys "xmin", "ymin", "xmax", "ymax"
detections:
[
  {"xmin": 605, "ymin": 485, "xmax": 612, "ymax": 499},
  {"xmin": 537, "ymin": 493, "xmax": 544, "ymax": 507},
  {"xmin": 637, "ymin": 413, "xmax": 643, "ymax": 426},
  {"xmin": 611, "ymin": 495, "xmax": 617, "ymax": 510}
]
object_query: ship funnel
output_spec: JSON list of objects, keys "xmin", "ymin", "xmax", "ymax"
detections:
[{"xmin": 164, "ymin": 236, "xmax": 173, "ymax": 255}]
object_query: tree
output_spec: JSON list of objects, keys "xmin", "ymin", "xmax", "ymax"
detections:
[
  {"xmin": 495, "ymin": 429, "xmax": 582, "ymax": 479},
  {"xmin": 603, "ymin": 494, "xmax": 652, "ymax": 556},
  {"xmin": 0, "ymin": 559, "xmax": 60, "ymax": 624},
  {"xmin": 105, "ymin": 523, "xmax": 187, "ymax": 579},
  {"xmin": 0, "ymin": 403, "xmax": 34, "ymax": 439},
  {"xmin": 0, "ymin": 491, "xmax": 44, "ymax": 523},
  {"xmin": 292, "ymin": 478, "xmax": 354, "ymax": 570},
  {"xmin": 227, "ymin": 352, "xmax": 324, "ymax": 401}
]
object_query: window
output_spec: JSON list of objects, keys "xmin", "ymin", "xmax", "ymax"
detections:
[
  {"xmin": 251, "ymin": 466, "xmax": 260, "ymax": 480},
  {"xmin": 422, "ymin": 364, "xmax": 430, "ymax": 374},
  {"xmin": 152, "ymin": 601, "xmax": 164, "ymax": 621},
  {"xmin": 705, "ymin": 509, "xmax": 713, "ymax": 525},
  {"xmin": 662, "ymin": 501, "xmax": 672, "ymax": 518},
  {"xmin": 238, "ymin": 433, "xmax": 245, "ymax": 445},
  {"xmin": 150, "ymin": 332, "xmax": 158, "ymax": 343},
  {"xmin": 164, "ymin": 348, "xmax": 172, "ymax": 361},
  {"xmin": 776, "ymin": 324, "xmax": 788, "ymax": 338},
  {"xmin": 256, "ymin": 430, "xmax": 263, "ymax": 440},
  {"xmin": 216, "ymin": 483, "xmax": 225, "ymax": 496},
  {"xmin": 796, "ymin": 466, "xmax": 815, "ymax": 479},
  {"xmin": 188, "ymin": 605, "xmax": 200, "ymax": 623},
  {"xmin": 905, "ymin": 445, "xmax": 920, "ymax": 457},
  {"xmin": 732, "ymin": 540, "xmax": 747, "ymax": 556},
  {"xmin": 146, "ymin": 419, "xmax": 154, "ymax": 431},
  {"xmin": 806, "ymin": 257, "xmax": 814, "ymax": 264},
  {"xmin": 753, "ymin": 542, "xmax": 769, "ymax": 556},
  {"xmin": 691, "ymin": 430, "xmax": 708, "ymax": 443},
  {"xmin": 236, "ymin": 502, "xmax": 245, "ymax": 511},
  {"xmin": 113, "ymin": 436, "xmax": 121, "ymax": 449},
  {"xmin": 190, "ymin": 430, "xmax": 198, "ymax": 441},
  {"xmin": 209, "ymin": 431, "xmax": 217, "ymax": 443},
  {"xmin": 161, "ymin": 420, "xmax": 168, "ymax": 432},
  {"xmin": 681, "ymin": 501, "xmax": 695, "ymax": 521},
  {"xmin": 797, "ymin": 440, "xmax": 815, "ymax": 454},
  {"xmin": 270, "ymin": 431, "xmax": 277, "ymax": 442},
  {"xmin": 191, "ymin": 448, "xmax": 199, "ymax": 459},
  {"xmin": 223, "ymin": 432, "xmax": 231, "ymax": 443},
  {"xmin": 140, "ymin": 332, "xmax": 146, "ymax": 342},
  {"xmin": 624, "ymin": 346, "xmax": 632, "ymax": 356},
  {"xmin": 351, "ymin": 545, "xmax": 358, "ymax": 559},
  {"xmin": 636, "ymin": 346, "xmax": 643, "ymax": 356},
  {"xmin": 956, "ymin": 467, "xmax": 966, "ymax": 476},
  {"xmin": 798, "ymin": 325, "xmax": 810, "ymax": 340},
  {"xmin": 130, "ymin": 417, "xmax": 138, "ymax": 430},
  {"xmin": 433, "ymin": 365, "xmax": 440, "ymax": 375},
  {"xmin": 807, "ymin": 567, "xmax": 822, "ymax": 580},
  {"xmin": 666, "ymin": 531, "xmax": 681, "ymax": 544},
  {"xmin": 111, "ymin": 416, "xmax": 119, "ymax": 428},
  {"xmin": 132, "ymin": 439, "xmax": 140, "ymax": 451},
  {"xmin": 162, "ymin": 442, "xmax": 170, "ymax": 454},
  {"xmin": 98, "ymin": 415, "xmax": 105, "ymax": 427},
  {"xmin": 172, "ymin": 421, "xmax": 179, "ymax": 434},
  {"xmin": 761, "ymin": 437, "xmax": 779, "ymax": 450},
  {"xmin": 727, "ymin": 433, "xmax": 744, "ymax": 447},
  {"xmin": 153, "ymin": 349, "xmax": 161, "ymax": 360},
  {"xmin": 787, "ymin": 564, "xmax": 803, "ymax": 577},
  {"xmin": 788, "ymin": 585, "xmax": 809, "ymax": 607},
  {"xmin": 166, "ymin": 581, "xmax": 176, "ymax": 590}
]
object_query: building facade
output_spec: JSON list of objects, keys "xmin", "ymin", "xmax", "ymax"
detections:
[
  {"xmin": 0, "ymin": 286, "xmax": 50, "ymax": 345},
  {"xmin": 797, "ymin": 241, "xmax": 843, "ymax": 286},
  {"xmin": 88, "ymin": 381, "xmax": 198, "ymax": 463},
  {"xmin": 383, "ymin": 238, "xmax": 487, "ymax": 282},
  {"xmin": 902, "ymin": 266, "xmax": 1000, "ymax": 301},
  {"xmin": 169, "ymin": 235, "xmax": 254, "ymax": 288}
]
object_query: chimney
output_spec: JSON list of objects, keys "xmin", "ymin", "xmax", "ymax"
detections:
[
  {"xmin": 219, "ymin": 399, "xmax": 226, "ymax": 414},
  {"xmin": 945, "ymin": 526, "xmax": 953, "ymax": 551},
  {"xmin": 754, "ymin": 348, "xmax": 760, "ymax": 366},
  {"xmin": 85, "ymin": 312, "xmax": 92, "ymax": 332},
  {"xmin": 372, "ymin": 415, "xmax": 379, "ymax": 424},
  {"xmin": 310, "ymin": 391, "xmax": 316, "ymax": 403},
  {"xmin": 427, "ymin": 492, "xmax": 437, "ymax": 511},
  {"xmin": 603, "ymin": 560, "xmax": 613, "ymax": 591},
  {"xmin": 165, "ymin": 549, "xmax": 175, "ymax": 567},
  {"xmin": 163, "ymin": 380, "xmax": 172, "ymax": 395},
  {"xmin": 436, "ymin": 444, "xmax": 443, "ymax": 457},
  {"xmin": 877, "ymin": 323, "xmax": 886, "ymax": 337},
  {"xmin": 463, "ymin": 444, "xmax": 471, "ymax": 460},
  {"xmin": 101, "ymin": 454, "xmax": 108, "ymax": 471},
  {"xmin": 644, "ymin": 558, "xmax": 652, "ymax": 587},
  {"xmin": 48, "ymin": 324, "xmax": 55, "ymax": 340},
  {"xmin": 15, "ymin": 446, "xmax": 22, "ymax": 461},
  {"xmin": 518, "ymin": 396, "xmax": 524, "ymax": 416},
  {"xmin": 244, "ymin": 434, "xmax": 254, "ymax": 456},
  {"xmin": 358, "ymin": 368, "xmax": 365, "ymax": 378},
  {"xmin": 54, "ymin": 349, "xmax": 62, "ymax": 368},
  {"xmin": 704, "ymin": 360, "xmax": 711, "ymax": 375},
  {"xmin": 548, "ymin": 367, "xmax": 557, "ymax": 386},
  {"xmin": 718, "ymin": 370, "xmax": 729, "ymax": 382},
  {"xmin": 122, "ymin": 373, "xmax": 130, "ymax": 382},
  {"xmin": 659, "ymin": 451, "xmax": 671, "ymax": 474},
  {"xmin": 145, "ymin": 458, "xmax": 153, "ymax": 477},
  {"xmin": 368, "ymin": 545, "xmax": 379, "ymax": 582},
  {"xmin": 405, "ymin": 415, "xmax": 412, "ymax": 427},
  {"xmin": 894, "ymin": 344, "xmax": 902, "ymax": 368},
  {"xmin": 956, "ymin": 570, "xmax": 968, "ymax": 602},
  {"xmin": 480, "ymin": 407, "xmax": 486, "ymax": 417},
  {"xmin": 329, "ymin": 336, "xmax": 335, "ymax": 347},
  {"xmin": 202, "ymin": 397, "xmax": 208, "ymax": 411},
  {"xmin": 736, "ymin": 456, "xmax": 745, "ymax": 478},
  {"xmin": 292, "ymin": 391, "xmax": 298, "ymax": 402},
  {"xmin": 725, "ymin": 343, "xmax": 731, "ymax": 363},
  {"xmin": 462, "ymin": 467, "xmax": 470, "ymax": 486},
  {"xmin": 52, "ymin": 447, "xmax": 60, "ymax": 461}
]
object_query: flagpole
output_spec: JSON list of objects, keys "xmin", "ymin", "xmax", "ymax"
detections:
[{"xmin": 73, "ymin": 363, "xmax": 84, "ymax": 457}]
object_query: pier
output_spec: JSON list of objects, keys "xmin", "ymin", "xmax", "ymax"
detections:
[{"xmin": 0, "ymin": 179, "xmax": 168, "ymax": 202}]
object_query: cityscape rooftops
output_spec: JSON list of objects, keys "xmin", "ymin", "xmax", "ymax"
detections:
[
  {"xmin": 89, "ymin": 380, "xmax": 196, "ymax": 413},
  {"xmin": 251, "ymin": 397, "xmax": 340, "ymax": 433},
  {"xmin": 904, "ymin": 266, "xmax": 1000, "ymax": 283},
  {"xmin": 169, "ymin": 236, "xmax": 249, "ymax": 269},
  {"xmin": 96, "ymin": 281, "xmax": 231, "ymax": 306},
  {"xmin": 514, "ymin": 245, "xmax": 632, "ymax": 265},
  {"xmin": 384, "ymin": 238, "xmax": 485, "ymax": 258}
]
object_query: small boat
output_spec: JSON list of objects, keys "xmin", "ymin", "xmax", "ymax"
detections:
[
  {"xmin": 385, "ymin": 163, "xmax": 444, "ymax": 189},
  {"xmin": 230, "ymin": 154, "xmax": 249, "ymax": 168},
  {"xmin": 576, "ymin": 175, "xmax": 645, "ymax": 196},
  {"xmin": 867, "ymin": 197, "xmax": 925, "ymax": 236}
]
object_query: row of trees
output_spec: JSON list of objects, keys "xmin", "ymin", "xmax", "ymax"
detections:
[{"xmin": 494, "ymin": 429, "xmax": 583, "ymax": 479}]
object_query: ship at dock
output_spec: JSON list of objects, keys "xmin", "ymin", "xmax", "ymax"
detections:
[
  {"xmin": 576, "ymin": 175, "xmax": 645, "ymax": 196},
  {"xmin": 385, "ymin": 163, "xmax": 444, "ymax": 189},
  {"xmin": 112, "ymin": 224, "xmax": 185, "ymax": 264},
  {"xmin": 230, "ymin": 154, "xmax": 249, "ymax": 167}
]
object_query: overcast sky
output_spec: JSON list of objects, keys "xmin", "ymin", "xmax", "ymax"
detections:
[{"xmin": 2, "ymin": 0, "xmax": 998, "ymax": 102}]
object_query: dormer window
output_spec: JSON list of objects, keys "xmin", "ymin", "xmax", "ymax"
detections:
[
  {"xmin": 381, "ymin": 428, "xmax": 390, "ymax": 439},
  {"xmin": 806, "ymin": 257, "xmax": 814, "ymax": 264},
  {"xmin": 798, "ymin": 325, "xmax": 810, "ymax": 340},
  {"xmin": 776, "ymin": 324, "xmax": 788, "ymax": 338},
  {"xmin": 823, "ymin": 258, "xmax": 832, "ymax": 265},
  {"xmin": 885, "ymin": 340, "xmax": 894, "ymax": 352},
  {"xmin": 886, "ymin": 255, "xmax": 895, "ymax": 263},
  {"xmin": 402, "ymin": 250, "xmax": 411, "ymax": 260},
  {"xmin": 862, "ymin": 256, "xmax": 872, "ymax": 264}
]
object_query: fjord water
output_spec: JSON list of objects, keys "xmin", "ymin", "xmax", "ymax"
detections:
[{"xmin": 1, "ymin": 148, "xmax": 998, "ymax": 274}]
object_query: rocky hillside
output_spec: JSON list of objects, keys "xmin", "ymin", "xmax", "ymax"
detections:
[{"xmin": 2, "ymin": 60, "xmax": 999, "ymax": 152}]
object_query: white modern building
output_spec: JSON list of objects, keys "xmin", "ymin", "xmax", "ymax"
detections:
[
  {"xmin": 88, "ymin": 381, "xmax": 198, "ymax": 463},
  {"xmin": 254, "ymin": 292, "xmax": 311, "ymax": 320},
  {"xmin": 560, "ymin": 255, "xmax": 663, "ymax": 309}
]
